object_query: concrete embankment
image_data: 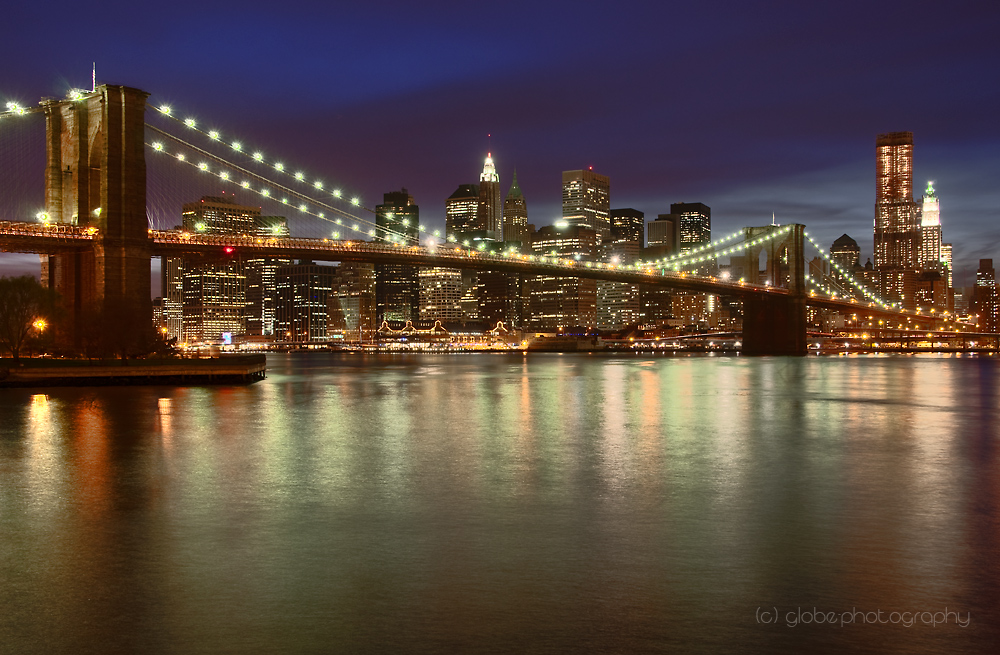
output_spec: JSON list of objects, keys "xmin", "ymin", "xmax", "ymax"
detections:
[{"xmin": 0, "ymin": 355, "xmax": 267, "ymax": 387}]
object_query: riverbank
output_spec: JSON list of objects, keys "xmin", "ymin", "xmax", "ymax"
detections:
[{"xmin": 0, "ymin": 354, "xmax": 267, "ymax": 387}]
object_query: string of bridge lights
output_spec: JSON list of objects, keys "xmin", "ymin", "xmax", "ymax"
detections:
[
  {"xmin": 145, "ymin": 128, "xmax": 431, "ymax": 244},
  {"xmin": 803, "ymin": 233, "xmax": 892, "ymax": 309},
  {"xmin": 151, "ymin": 102, "xmax": 364, "ymax": 208}
]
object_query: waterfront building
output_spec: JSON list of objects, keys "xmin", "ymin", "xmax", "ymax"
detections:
[
  {"xmin": 528, "ymin": 224, "xmax": 598, "ymax": 330},
  {"xmin": 328, "ymin": 262, "xmax": 376, "ymax": 343},
  {"xmin": 375, "ymin": 189, "xmax": 420, "ymax": 321},
  {"xmin": 973, "ymin": 259, "xmax": 999, "ymax": 332},
  {"xmin": 176, "ymin": 195, "xmax": 261, "ymax": 342},
  {"xmin": 597, "ymin": 240, "xmax": 641, "ymax": 330},
  {"xmin": 275, "ymin": 261, "xmax": 335, "ymax": 342},
  {"xmin": 419, "ymin": 267, "xmax": 463, "ymax": 322},
  {"xmin": 246, "ymin": 215, "xmax": 291, "ymax": 337},
  {"xmin": 562, "ymin": 169, "xmax": 610, "ymax": 242}
]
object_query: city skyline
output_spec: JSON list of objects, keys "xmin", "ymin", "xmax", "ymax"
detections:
[{"xmin": 1, "ymin": 2, "xmax": 998, "ymax": 287}]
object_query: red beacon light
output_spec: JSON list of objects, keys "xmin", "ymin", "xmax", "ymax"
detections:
[{"xmin": 223, "ymin": 246, "xmax": 235, "ymax": 254}]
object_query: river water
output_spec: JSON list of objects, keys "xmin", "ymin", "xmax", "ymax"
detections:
[{"xmin": 1, "ymin": 353, "xmax": 998, "ymax": 654}]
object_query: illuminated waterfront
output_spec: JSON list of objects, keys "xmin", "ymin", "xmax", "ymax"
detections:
[{"xmin": 1, "ymin": 353, "xmax": 998, "ymax": 653}]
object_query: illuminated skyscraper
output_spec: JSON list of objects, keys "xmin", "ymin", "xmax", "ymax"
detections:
[
  {"xmin": 529, "ymin": 224, "xmax": 599, "ymax": 329},
  {"xmin": 275, "ymin": 261, "xmax": 335, "ymax": 342},
  {"xmin": 875, "ymin": 132, "xmax": 919, "ymax": 270},
  {"xmin": 246, "ymin": 215, "xmax": 290, "ymax": 337},
  {"xmin": 502, "ymin": 170, "xmax": 528, "ymax": 247},
  {"xmin": 918, "ymin": 181, "xmax": 943, "ymax": 272},
  {"xmin": 672, "ymin": 202, "xmax": 711, "ymax": 254},
  {"xmin": 562, "ymin": 169, "xmax": 610, "ymax": 241},
  {"xmin": 478, "ymin": 154, "xmax": 502, "ymax": 240},
  {"xmin": 647, "ymin": 214, "xmax": 680, "ymax": 253},
  {"xmin": 446, "ymin": 184, "xmax": 480, "ymax": 237},
  {"xmin": 609, "ymin": 208, "xmax": 644, "ymax": 244},
  {"xmin": 177, "ymin": 195, "xmax": 260, "ymax": 342},
  {"xmin": 830, "ymin": 234, "xmax": 861, "ymax": 283},
  {"xmin": 419, "ymin": 267, "xmax": 463, "ymax": 321}
]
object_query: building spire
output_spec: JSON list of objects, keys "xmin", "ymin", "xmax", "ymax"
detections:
[
  {"xmin": 481, "ymin": 152, "xmax": 498, "ymax": 183},
  {"xmin": 507, "ymin": 169, "xmax": 523, "ymax": 198}
]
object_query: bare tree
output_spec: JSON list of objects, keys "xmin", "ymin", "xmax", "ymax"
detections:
[{"xmin": 0, "ymin": 276, "xmax": 59, "ymax": 363}]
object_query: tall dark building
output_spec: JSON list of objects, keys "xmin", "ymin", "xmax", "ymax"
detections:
[
  {"xmin": 446, "ymin": 184, "xmax": 480, "ymax": 238},
  {"xmin": 502, "ymin": 170, "xmax": 529, "ymax": 247},
  {"xmin": 275, "ymin": 261, "xmax": 335, "ymax": 342},
  {"xmin": 562, "ymin": 169, "xmax": 610, "ymax": 242},
  {"xmin": 974, "ymin": 259, "xmax": 999, "ymax": 332},
  {"xmin": 609, "ymin": 208, "xmax": 644, "ymax": 244},
  {"xmin": 375, "ymin": 189, "xmax": 420, "ymax": 322},
  {"xmin": 829, "ymin": 233, "xmax": 861, "ymax": 283},
  {"xmin": 671, "ymin": 202, "xmax": 711, "ymax": 254},
  {"xmin": 478, "ymin": 154, "xmax": 502, "ymax": 240},
  {"xmin": 647, "ymin": 214, "xmax": 680, "ymax": 254},
  {"xmin": 246, "ymin": 215, "xmax": 290, "ymax": 337}
]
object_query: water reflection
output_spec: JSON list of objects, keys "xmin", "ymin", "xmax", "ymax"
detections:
[{"xmin": 1, "ymin": 353, "xmax": 998, "ymax": 654}]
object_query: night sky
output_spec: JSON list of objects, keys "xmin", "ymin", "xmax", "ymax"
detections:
[{"xmin": 2, "ymin": 0, "xmax": 999, "ymax": 286}]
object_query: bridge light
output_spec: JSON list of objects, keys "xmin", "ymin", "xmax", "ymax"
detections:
[
  {"xmin": 36, "ymin": 212, "xmax": 50, "ymax": 223},
  {"xmin": 433, "ymin": 230, "xmax": 440, "ymax": 237},
  {"xmin": 282, "ymin": 198, "xmax": 289, "ymax": 204},
  {"xmin": 275, "ymin": 162, "xmax": 284, "ymax": 171},
  {"xmin": 241, "ymin": 181, "xmax": 250, "ymax": 188},
  {"xmin": 333, "ymin": 189, "xmax": 342, "ymax": 198},
  {"xmin": 332, "ymin": 231, "xmax": 340, "ymax": 239},
  {"xmin": 198, "ymin": 162, "xmax": 208, "ymax": 171},
  {"xmin": 231, "ymin": 141, "xmax": 242, "ymax": 151},
  {"xmin": 152, "ymin": 142, "xmax": 164, "ymax": 151},
  {"xmin": 318, "ymin": 212, "xmax": 325, "ymax": 219},
  {"xmin": 159, "ymin": 105, "xmax": 171, "ymax": 115},
  {"xmin": 176, "ymin": 153, "xmax": 185, "ymax": 161},
  {"xmin": 219, "ymin": 172, "xmax": 230, "ymax": 181},
  {"xmin": 195, "ymin": 222, "xmax": 206, "ymax": 232},
  {"xmin": 295, "ymin": 172, "xmax": 304, "ymax": 181},
  {"xmin": 351, "ymin": 197, "xmax": 360, "ymax": 206},
  {"xmin": 185, "ymin": 118, "xmax": 196, "ymax": 128},
  {"xmin": 223, "ymin": 247, "xmax": 234, "ymax": 254},
  {"xmin": 314, "ymin": 181, "xmax": 323, "ymax": 189},
  {"xmin": 299, "ymin": 204, "xmax": 307, "ymax": 211},
  {"xmin": 253, "ymin": 152, "xmax": 263, "ymax": 161},
  {"xmin": 261, "ymin": 189, "xmax": 270, "ymax": 197},
  {"xmin": 209, "ymin": 130, "xmax": 220, "ymax": 140}
]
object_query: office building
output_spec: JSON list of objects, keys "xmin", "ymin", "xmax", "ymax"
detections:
[
  {"xmin": 647, "ymin": 214, "xmax": 680, "ymax": 254},
  {"xmin": 974, "ymin": 259, "xmax": 999, "ymax": 332},
  {"xmin": 446, "ymin": 184, "xmax": 480, "ymax": 238},
  {"xmin": 918, "ymin": 182, "xmax": 943, "ymax": 273},
  {"xmin": 529, "ymin": 224, "xmax": 599, "ymax": 330},
  {"xmin": 375, "ymin": 189, "xmax": 420, "ymax": 322},
  {"xmin": 562, "ymin": 169, "xmax": 610, "ymax": 241},
  {"xmin": 419, "ymin": 267, "xmax": 463, "ymax": 322},
  {"xmin": 246, "ymin": 215, "xmax": 291, "ymax": 337},
  {"xmin": 672, "ymin": 202, "xmax": 711, "ymax": 254},
  {"xmin": 610, "ymin": 208, "xmax": 644, "ymax": 244},
  {"xmin": 275, "ymin": 261, "xmax": 335, "ymax": 342},
  {"xmin": 328, "ymin": 263, "xmax": 376, "ymax": 343},
  {"xmin": 502, "ymin": 170, "xmax": 529, "ymax": 247},
  {"xmin": 478, "ymin": 154, "xmax": 502, "ymax": 240}
]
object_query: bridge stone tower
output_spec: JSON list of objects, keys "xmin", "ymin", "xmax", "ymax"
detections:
[
  {"xmin": 40, "ymin": 85, "xmax": 151, "ymax": 342},
  {"xmin": 741, "ymin": 223, "xmax": 807, "ymax": 355}
]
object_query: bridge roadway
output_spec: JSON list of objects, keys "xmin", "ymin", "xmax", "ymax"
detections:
[{"xmin": 0, "ymin": 221, "xmax": 943, "ymax": 326}]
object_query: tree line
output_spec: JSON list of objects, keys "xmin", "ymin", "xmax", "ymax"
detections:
[{"xmin": 0, "ymin": 275, "xmax": 174, "ymax": 362}]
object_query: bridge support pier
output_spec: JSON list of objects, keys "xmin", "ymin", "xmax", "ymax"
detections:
[
  {"xmin": 41, "ymin": 85, "xmax": 151, "ymax": 347},
  {"xmin": 742, "ymin": 295, "xmax": 807, "ymax": 355}
]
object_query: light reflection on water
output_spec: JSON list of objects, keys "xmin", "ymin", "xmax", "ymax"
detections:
[{"xmin": 1, "ymin": 353, "xmax": 998, "ymax": 654}]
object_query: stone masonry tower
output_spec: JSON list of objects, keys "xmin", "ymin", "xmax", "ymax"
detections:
[{"xmin": 40, "ymin": 85, "xmax": 151, "ymax": 340}]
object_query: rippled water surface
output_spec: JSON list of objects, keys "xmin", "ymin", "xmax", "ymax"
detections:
[{"xmin": 2, "ymin": 353, "xmax": 998, "ymax": 654}]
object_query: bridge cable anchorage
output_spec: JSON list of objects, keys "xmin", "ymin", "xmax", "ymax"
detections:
[
  {"xmin": 145, "ymin": 129, "xmax": 415, "ymax": 244},
  {"xmin": 147, "ymin": 102, "xmax": 372, "ymax": 213}
]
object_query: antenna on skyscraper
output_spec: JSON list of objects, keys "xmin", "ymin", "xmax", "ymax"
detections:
[
  {"xmin": 92, "ymin": 63, "xmax": 96, "ymax": 92},
  {"xmin": 772, "ymin": 212, "xmax": 776, "ymax": 226}
]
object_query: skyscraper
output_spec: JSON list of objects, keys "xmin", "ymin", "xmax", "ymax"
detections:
[
  {"xmin": 375, "ymin": 189, "xmax": 420, "ymax": 322},
  {"xmin": 875, "ymin": 131, "xmax": 920, "ymax": 270},
  {"xmin": 478, "ymin": 154, "xmax": 502, "ymax": 241},
  {"xmin": 974, "ymin": 259, "xmax": 999, "ymax": 332},
  {"xmin": 918, "ymin": 181, "xmax": 943, "ymax": 272},
  {"xmin": 419, "ymin": 267, "xmax": 463, "ymax": 322},
  {"xmin": 446, "ymin": 184, "xmax": 480, "ymax": 238},
  {"xmin": 275, "ymin": 261, "xmax": 335, "ymax": 342},
  {"xmin": 502, "ymin": 170, "xmax": 528, "ymax": 247},
  {"xmin": 830, "ymin": 234, "xmax": 861, "ymax": 284},
  {"xmin": 562, "ymin": 169, "xmax": 610, "ymax": 241},
  {"xmin": 647, "ymin": 214, "xmax": 680, "ymax": 253},
  {"xmin": 176, "ymin": 195, "xmax": 261, "ymax": 342},
  {"xmin": 609, "ymin": 208, "xmax": 644, "ymax": 244},
  {"xmin": 529, "ymin": 224, "xmax": 599, "ymax": 329},
  {"xmin": 672, "ymin": 202, "xmax": 711, "ymax": 254}
]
